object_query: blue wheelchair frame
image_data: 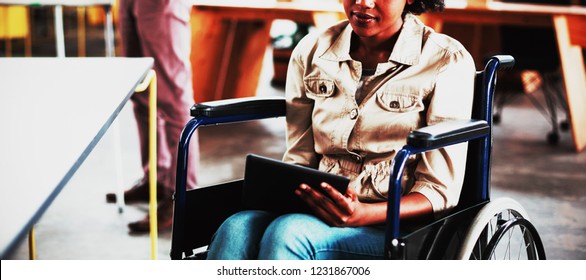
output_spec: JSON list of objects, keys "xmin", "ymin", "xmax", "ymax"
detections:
[{"xmin": 170, "ymin": 55, "xmax": 546, "ymax": 260}]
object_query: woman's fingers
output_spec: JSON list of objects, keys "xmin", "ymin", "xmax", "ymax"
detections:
[
  {"xmin": 295, "ymin": 183, "xmax": 353, "ymax": 226},
  {"xmin": 319, "ymin": 182, "xmax": 354, "ymax": 215}
]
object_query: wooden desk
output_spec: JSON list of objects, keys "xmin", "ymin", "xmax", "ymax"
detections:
[
  {"xmin": 0, "ymin": 57, "xmax": 153, "ymax": 259},
  {"xmin": 419, "ymin": 2, "xmax": 586, "ymax": 152},
  {"xmin": 190, "ymin": 0, "xmax": 586, "ymax": 152},
  {"xmin": 190, "ymin": 0, "xmax": 344, "ymax": 103}
]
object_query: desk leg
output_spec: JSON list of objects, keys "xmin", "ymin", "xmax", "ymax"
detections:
[
  {"xmin": 77, "ymin": 7, "xmax": 86, "ymax": 57},
  {"xmin": 25, "ymin": 7, "xmax": 32, "ymax": 57},
  {"xmin": 553, "ymin": 15, "xmax": 586, "ymax": 152},
  {"xmin": 134, "ymin": 69, "xmax": 158, "ymax": 259},
  {"xmin": 190, "ymin": 12, "xmax": 224, "ymax": 102},
  {"xmin": 112, "ymin": 118, "xmax": 126, "ymax": 214},
  {"xmin": 148, "ymin": 73, "xmax": 157, "ymax": 260},
  {"xmin": 4, "ymin": 22, "xmax": 11, "ymax": 57},
  {"xmin": 28, "ymin": 227, "xmax": 35, "ymax": 260},
  {"xmin": 214, "ymin": 20, "xmax": 238, "ymax": 101},
  {"xmin": 104, "ymin": 5, "xmax": 115, "ymax": 57},
  {"xmin": 54, "ymin": 5, "xmax": 65, "ymax": 57}
]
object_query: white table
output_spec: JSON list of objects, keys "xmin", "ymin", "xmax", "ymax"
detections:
[
  {"xmin": 0, "ymin": 0, "xmax": 115, "ymax": 57},
  {"xmin": 0, "ymin": 57, "xmax": 154, "ymax": 259}
]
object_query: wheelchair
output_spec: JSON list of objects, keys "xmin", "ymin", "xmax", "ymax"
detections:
[{"xmin": 169, "ymin": 55, "xmax": 546, "ymax": 260}]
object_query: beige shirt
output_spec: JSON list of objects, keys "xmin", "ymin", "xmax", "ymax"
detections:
[{"xmin": 283, "ymin": 13, "xmax": 475, "ymax": 216}]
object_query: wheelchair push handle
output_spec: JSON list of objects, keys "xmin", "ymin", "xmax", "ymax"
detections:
[{"xmin": 488, "ymin": 55, "xmax": 515, "ymax": 70}]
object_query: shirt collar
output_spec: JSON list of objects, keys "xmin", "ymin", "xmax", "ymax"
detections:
[
  {"xmin": 319, "ymin": 13, "xmax": 424, "ymax": 66},
  {"xmin": 319, "ymin": 23, "xmax": 354, "ymax": 62},
  {"xmin": 390, "ymin": 13, "xmax": 423, "ymax": 66}
]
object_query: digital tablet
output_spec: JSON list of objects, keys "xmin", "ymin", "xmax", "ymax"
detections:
[{"xmin": 242, "ymin": 154, "xmax": 350, "ymax": 214}]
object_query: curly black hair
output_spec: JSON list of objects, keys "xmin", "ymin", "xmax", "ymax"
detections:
[{"xmin": 405, "ymin": 0, "xmax": 445, "ymax": 15}]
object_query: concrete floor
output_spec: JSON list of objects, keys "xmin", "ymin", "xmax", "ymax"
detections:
[
  {"xmin": 490, "ymin": 97, "xmax": 586, "ymax": 260},
  {"xmin": 3, "ymin": 15, "xmax": 586, "ymax": 260}
]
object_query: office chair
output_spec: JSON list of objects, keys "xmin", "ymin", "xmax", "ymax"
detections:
[{"xmin": 493, "ymin": 0, "xmax": 572, "ymax": 145}]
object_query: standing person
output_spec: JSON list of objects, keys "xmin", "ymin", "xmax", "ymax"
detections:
[
  {"xmin": 206, "ymin": 0, "xmax": 475, "ymax": 260},
  {"xmin": 106, "ymin": 0, "xmax": 200, "ymax": 233}
]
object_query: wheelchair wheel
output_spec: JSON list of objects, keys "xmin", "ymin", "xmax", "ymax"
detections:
[{"xmin": 456, "ymin": 197, "xmax": 546, "ymax": 260}]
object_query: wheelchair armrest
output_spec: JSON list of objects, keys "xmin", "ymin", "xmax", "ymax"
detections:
[
  {"xmin": 407, "ymin": 119, "xmax": 489, "ymax": 150},
  {"xmin": 191, "ymin": 96, "xmax": 286, "ymax": 118},
  {"xmin": 385, "ymin": 119, "xmax": 490, "ymax": 254}
]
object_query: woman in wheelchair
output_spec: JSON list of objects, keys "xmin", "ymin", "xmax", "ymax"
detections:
[{"xmin": 206, "ymin": 0, "xmax": 476, "ymax": 260}]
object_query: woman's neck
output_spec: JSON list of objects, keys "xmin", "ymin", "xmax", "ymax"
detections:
[{"xmin": 350, "ymin": 32, "xmax": 399, "ymax": 69}]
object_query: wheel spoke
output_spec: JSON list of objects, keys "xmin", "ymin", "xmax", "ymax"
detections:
[
  {"xmin": 517, "ymin": 226, "xmax": 528, "ymax": 260},
  {"xmin": 506, "ymin": 220, "xmax": 513, "ymax": 260}
]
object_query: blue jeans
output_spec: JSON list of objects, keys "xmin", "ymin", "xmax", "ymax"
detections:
[{"xmin": 206, "ymin": 210, "xmax": 385, "ymax": 260}]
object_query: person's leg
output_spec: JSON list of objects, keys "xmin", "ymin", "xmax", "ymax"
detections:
[
  {"xmin": 207, "ymin": 211, "xmax": 278, "ymax": 260},
  {"xmin": 105, "ymin": 0, "xmax": 171, "ymax": 204},
  {"xmin": 159, "ymin": 0, "xmax": 199, "ymax": 191},
  {"xmin": 134, "ymin": 0, "xmax": 199, "ymax": 192},
  {"xmin": 120, "ymin": 0, "xmax": 172, "ymax": 178},
  {"xmin": 126, "ymin": 0, "xmax": 198, "ymax": 232},
  {"xmin": 258, "ymin": 214, "xmax": 385, "ymax": 260}
]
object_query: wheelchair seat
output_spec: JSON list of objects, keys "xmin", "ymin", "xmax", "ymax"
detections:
[{"xmin": 169, "ymin": 55, "xmax": 546, "ymax": 260}]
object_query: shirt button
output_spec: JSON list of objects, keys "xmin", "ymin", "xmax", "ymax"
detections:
[
  {"xmin": 389, "ymin": 101, "xmax": 400, "ymax": 109},
  {"xmin": 319, "ymin": 84, "xmax": 327, "ymax": 93},
  {"xmin": 349, "ymin": 108, "xmax": 358, "ymax": 120}
]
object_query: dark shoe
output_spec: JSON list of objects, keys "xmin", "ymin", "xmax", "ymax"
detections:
[
  {"xmin": 127, "ymin": 198, "xmax": 174, "ymax": 233},
  {"xmin": 106, "ymin": 181, "xmax": 168, "ymax": 204}
]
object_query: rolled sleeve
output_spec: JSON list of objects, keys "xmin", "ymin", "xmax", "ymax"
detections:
[{"xmin": 411, "ymin": 48, "xmax": 475, "ymax": 215}]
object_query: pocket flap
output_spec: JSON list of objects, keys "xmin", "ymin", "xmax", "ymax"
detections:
[{"xmin": 304, "ymin": 78, "xmax": 336, "ymax": 98}]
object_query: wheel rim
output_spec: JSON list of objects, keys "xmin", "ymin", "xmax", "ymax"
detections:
[{"xmin": 468, "ymin": 209, "xmax": 545, "ymax": 260}]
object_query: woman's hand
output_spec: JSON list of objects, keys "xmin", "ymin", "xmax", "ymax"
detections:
[
  {"xmin": 295, "ymin": 182, "xmax": 378, "ymax": 227},
  {"xmin": 295, "ymin": 181, "xmax": 433, "ymax": 227}
]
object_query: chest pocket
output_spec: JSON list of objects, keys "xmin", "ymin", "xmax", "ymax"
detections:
[
  {"xmin": 376, "ymin": 87, "xmax": 423, "ymax": 113},
  {"xmin": 304, "ymin": 78, "xmax": 336, "ymax": 99}
]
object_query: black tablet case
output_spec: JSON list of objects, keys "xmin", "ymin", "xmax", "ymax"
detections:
[{"xmin": 242, "ymin": 154, "xmax": 350, "ymax": 214}]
